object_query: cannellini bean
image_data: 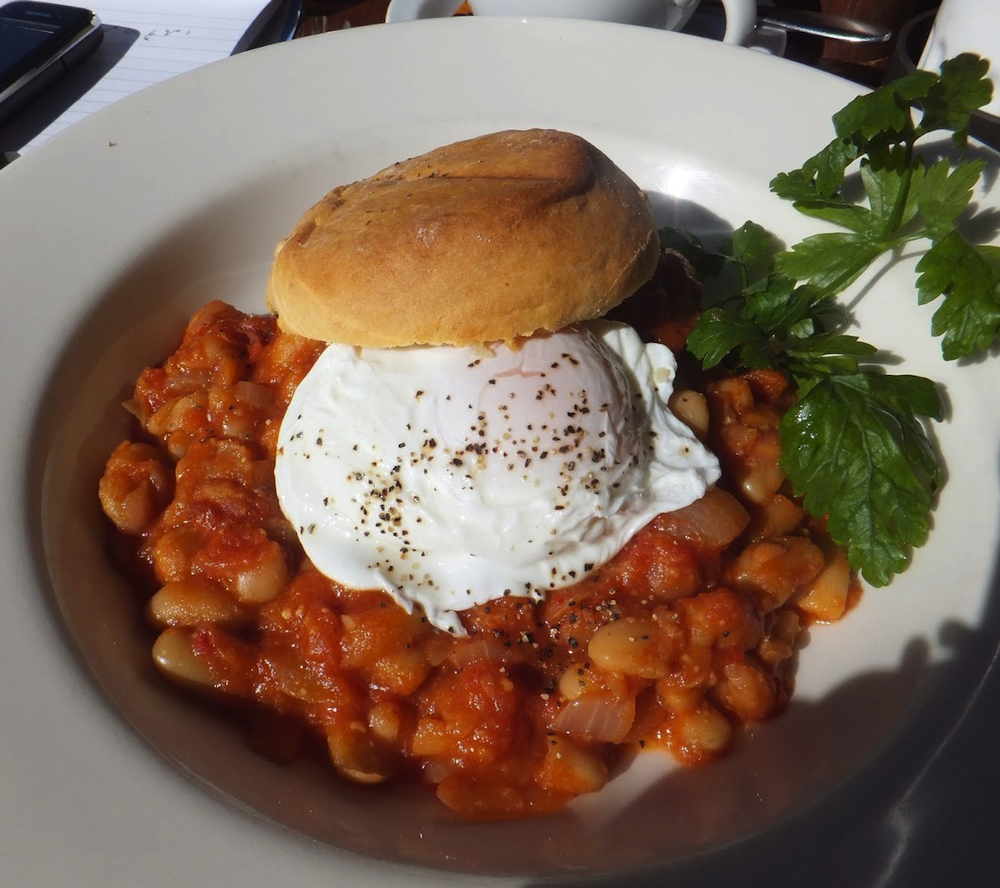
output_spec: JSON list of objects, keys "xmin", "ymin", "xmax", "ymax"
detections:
[
  {"xmin": 540, "ymin": 735, "xmax": 608, "ymax": 796},
  {"xmin": 676, "ymin": 702, "xmax": 733, "ymax": 755},
  {"xmin": 745, "ymin": 494, "xmax": 804, "ymax": 542},
  {"xmin": 147, "ymin": 580, "xmax": 244, "ymax": 628},
  {"xmin": 557, "ymin": 665, "xmax": 596, "ymax": 700},
  {"xmin": 756, "ymin": 608, "xmax": 801, "ymax": 668},
  {"xmin": 653, "ymin": 610, "xmax": 685, "ymax": 662},
  {"xmin": 101, "ymin": 482, "xmax": 156, "ymax": 535},
  {"xmin": 741, "ymin": 429, "xmax": 785, "ymax": 505},
  {"xmin": 231, "ymin": 541, "xmax": 288, "ymax": 604},
  {"xmin": 371, "ymin": 648, "xmax": 432, "ymax": 696},
  {"xmin": 97, "ymin": 442, "xmax": 172, "ymax": 535},
  {"xmin": 669, "ymin": 389, "xmax": 710, "ymax": 440},
  {"xmin": 639, "ymin": 534, "xmax": 702, "ymax": 602},
  {"xmin": 368, "ymin": 700, "xmax": 406, "ymax": 743},
  {"xmin": 728, "ymin": 536, "xmax": 824, "ymax": 609},
  {"xmin": 656, "ymin": 681, "xmax": 702, "ymax": 715},
  {"xmin": 588, "ymin": 617, "xmax": 666, "ymax": 679},
  {"xmin": 793, "ymin": 548, "xmax": 851, "ymax": 622},
  {"xmin": 709, "ymin": 377, "xmax": 754, "ymax": 421},
  {"xmin": 714, "ymin": 660, "xmax": 775, "ymax": 721},
  {"xmin": 327, "ymin": 726, "xmax": 391, "ymax": 785},
  {"xmin": 681, "ymin": 588, "xmax": 763, "ymax": 652},
  {"xmin": 673, "ymin": 644, "xmax": 713, "ymax": 689},
  {"xmin": 151, "ymin": 528, "xmax": 204, "ymax": 584},
  {"xmin": 152, "ymin": 627, "xmax": 215, "ymax": 689},
  {"xmin": 411, "ymin": 717, "xmax": 450, "ymax": 757},
  {"xmin": 340, "ymin": 603, "xmax": 427, "ymax": 671},
  {"xmin": 165, "ymin": 430, "xmax": 194, "ymax": 461}
]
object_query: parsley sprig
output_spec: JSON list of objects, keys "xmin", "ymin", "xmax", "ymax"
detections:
[{"xmin": 667, "ymin": 53, "xmax": 998, "ymax": 587}]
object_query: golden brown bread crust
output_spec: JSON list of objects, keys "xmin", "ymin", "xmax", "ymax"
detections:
[{"xmin": 265, "ymin": 129, "xmax": 659, "ymax": 346}]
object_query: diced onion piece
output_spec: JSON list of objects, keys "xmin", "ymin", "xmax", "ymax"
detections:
[
  {"xmin": 447, "ymin": 636, "xmax": 510, "ymax": 668},
  {"xmin": 658, "ymin": 488, "xmax": 749, "ymax": 549},
  {"xmin": 233, "ymin": 380, "xmax": 273, "ymax": 409},
  {"xmin": 551, "ymin": 692, "xmax": 635, "ymax": 743}
]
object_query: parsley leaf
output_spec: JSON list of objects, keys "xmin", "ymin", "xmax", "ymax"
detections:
[
  {"xmin": 771, "ymin": 138, "xmax": 860, "ymax": 202},
  {"xmin": 774, "ymin": 232, "xmax": 883, "ymax": 293},
  {"xmin": 718, "ymin": 219, "xmax": 773, "ymax": 272},
  {"xmin": 910, "ymin": 157, "xmax": 984, "ymax": 235},
  {"xmin": 780, "ymin": 373, "xmax": 942, "ymax": 587},
  {"xmin": 687, "ymin": 307, "xmax": 765, "ymax": 369},
  {"xmin": 784, "ymin": 334, "xmax": 877, "ymax": 384},
  {"xmin": 916, "ymin": 233, "xmax": 1000, "ymax": 359},
  {"xmin": 768, "ymin": 53, "xmax": 997, "ymax": 359},
  {"xmin": 669, "ymin": 53, "xmax": 996, "ymax": 588},
  {"xmin": 918, "ymin": 53, "xmax": 993, "ymax": 142},
  {"xmin": 657, "ymin": 227, "xmax": 727, "ymax": 277},
  {"xmin": 832, "ymin": 68, "xmax": 936, "ymax": 142}
]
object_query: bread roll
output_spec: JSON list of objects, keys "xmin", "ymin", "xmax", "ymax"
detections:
[{"xmin": 266, "ymin": 129, "xmax": 658, "ymax": 346}]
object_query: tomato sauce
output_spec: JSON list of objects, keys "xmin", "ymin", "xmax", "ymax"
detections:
[{"xmin": 98, "ymin": 255, "xmax": 853, "ymax": 818}]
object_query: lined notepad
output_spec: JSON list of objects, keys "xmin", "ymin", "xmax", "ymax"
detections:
[{"xmin": 0, "ymin": 1, "xmax": 280, "ymax": 153}]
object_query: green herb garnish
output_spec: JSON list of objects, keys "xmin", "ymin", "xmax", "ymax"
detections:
[{"xmin": 666, "ymin": 53, "xmax": 997, "ymax": 587}]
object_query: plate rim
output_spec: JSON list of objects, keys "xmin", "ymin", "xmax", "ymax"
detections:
[{"xmin": 2, "ymin": 17, "xmax": 999, "ymax": 887}]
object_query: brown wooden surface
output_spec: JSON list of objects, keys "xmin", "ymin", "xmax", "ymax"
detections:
[
  {"xmin": 294, "ymin": 1, "xmax": 942, "ymax": 86},
  {"xmin": 775, "ymin": 0, "xmax": 940, "ymax": 82},
  {"xmin": 822, "ymin": 0, "xmax": 916, "ymax": 61},
  {"xmin": 296, "ymin": 0, "xmax": 393, "ymax": 36}
]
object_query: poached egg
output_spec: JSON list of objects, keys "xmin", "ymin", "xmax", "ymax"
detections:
[{"xmin": 275, "ymin": 321, "xmax": 719, "ymax": 633}]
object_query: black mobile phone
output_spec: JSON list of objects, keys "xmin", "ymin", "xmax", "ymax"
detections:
[{"xmin": 0, "ymin": 1, "xmax": 102, "ymax": 124}]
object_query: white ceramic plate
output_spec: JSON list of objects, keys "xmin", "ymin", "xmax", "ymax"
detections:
[{"xmin": 2, "ymin": 17, "xmax": 999, "ymax": 887}]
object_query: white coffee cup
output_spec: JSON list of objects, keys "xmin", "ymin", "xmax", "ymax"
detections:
[
  {"xmin": 385, "ymin": 0, "xmax": 758, "ymax": 46},
  {"xmin": 919, "ymin": 0, "xmax": 1000, "ymax": 119}
]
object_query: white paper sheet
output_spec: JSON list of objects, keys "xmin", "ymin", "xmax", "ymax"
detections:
[{"xmin": 0, "ymin": 1, "xmax": 279, "ymax": 154}]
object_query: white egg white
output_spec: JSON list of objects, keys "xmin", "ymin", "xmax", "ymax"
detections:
[{"xmin": 275, "ymin": 321, "xmax": 719, "ymax": 633}]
